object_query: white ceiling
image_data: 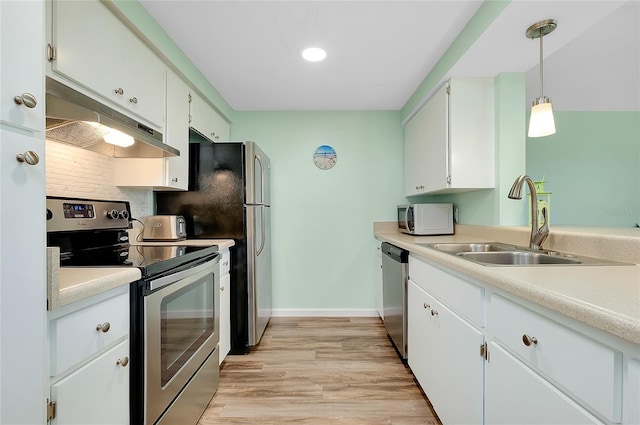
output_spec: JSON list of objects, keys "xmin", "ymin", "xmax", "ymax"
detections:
[{"xmin": 139, "ymin": 0, "xmax": 633, "ymax": 111}]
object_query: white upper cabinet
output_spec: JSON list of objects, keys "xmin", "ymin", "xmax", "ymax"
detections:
[
  {"xmin": 115, "ymin": 69, "xmax": 190, "ymax": 190},
  {"xmin": 404, "ymin": 78, "xmax": 495, "ymax": 196},
  {"xmin": 0, "ymin": 0, "xmax": 45, "ymax": 133},
  {"xmin": 189, "ymin": 92, "xmax": 230, "ymax": 142},
  {"xmin": 163, "ymin": 70, "xmax": 191, "ymax": 189},
  {"xmin": 49, "ymin": 0, "xmax": 165, "ymax": 128}
]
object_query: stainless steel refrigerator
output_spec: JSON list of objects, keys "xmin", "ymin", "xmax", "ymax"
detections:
[{"xmin": 155, "ymin": 139, "xmax": 272, "ymax": 353}]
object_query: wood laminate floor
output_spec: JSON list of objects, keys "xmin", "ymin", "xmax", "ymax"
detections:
[{"xmin": 199, "ymin": 317, "xmax": 441, "ymax": 425}]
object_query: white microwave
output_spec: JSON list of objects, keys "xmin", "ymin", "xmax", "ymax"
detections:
[{"xmin": 397, "ymin": 203, "xmax": 454, "ymax": 235}]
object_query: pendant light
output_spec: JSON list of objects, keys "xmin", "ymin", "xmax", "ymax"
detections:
[{"xmin": 526, "ymin": 19, "xmax": 557, "ymax": 138}]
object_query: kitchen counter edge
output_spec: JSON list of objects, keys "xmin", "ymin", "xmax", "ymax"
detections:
[
  {"xmin": 48, "ymin": 239, "xmax": 235, "ymax": 310},
  {"xmin": 374, "ymin": 230, "xmax": 640, "ymax": 346}
]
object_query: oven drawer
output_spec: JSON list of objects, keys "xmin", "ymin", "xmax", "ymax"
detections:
[{"xmin": 50, "ymin": 292, "xmax": 129, "ymax": 376}]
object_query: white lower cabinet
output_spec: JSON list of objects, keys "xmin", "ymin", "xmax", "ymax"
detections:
[
  {"xmin": 219, "ymin": 248, "xmax": 231, "ymax": 364},
  {"xmin": 48, "ymin": 285, "xmax": 130, "ymax": 425},
  {"xmin": 406, "ymin": 255, "xmax": 637, "ymax": 425},
  {"xmin": 50, "ymin": 340, "xmax": 129, "ymax": 425},
  {"xmin": 488, "ymin": 293, "xmax": 621, "ymax": 423},
  {"xmin": 485, "ymin": 341, "xmax": 603, "ymax": 425},
  {"xmin": 408, "ymin": 275, "xmax": 484, "ymax": 424}
]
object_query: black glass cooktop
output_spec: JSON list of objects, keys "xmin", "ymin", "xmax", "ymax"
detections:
[
  {"xmin": 59, "ymin": 244, "xmax": 218, "ymax": 279},
  {"xmin": 127, "ymin": 244, "xmax": 218, "ymax": 278}
]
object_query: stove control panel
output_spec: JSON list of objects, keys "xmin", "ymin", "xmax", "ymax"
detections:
[{"xmin": 46, "ymin": 197, "xmax": 131, "ymax": 232}]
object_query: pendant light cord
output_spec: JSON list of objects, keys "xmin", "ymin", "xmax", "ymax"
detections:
[{"xmin": 539, "ymin": 32, "xmax": 544, "ymax": 98}]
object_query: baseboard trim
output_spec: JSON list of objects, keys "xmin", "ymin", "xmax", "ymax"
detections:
[{"xmin": 271, "ymin": 308, "xmax": 380, "ymax": 318}]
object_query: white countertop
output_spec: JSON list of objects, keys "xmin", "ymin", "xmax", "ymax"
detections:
[
  {"xmin": 47, "ymin": 239, "xmax": 234, "ymax": 310},
  {"xmin": 374, "ymin": 224, "xmax": 640, "ymax": 345}
]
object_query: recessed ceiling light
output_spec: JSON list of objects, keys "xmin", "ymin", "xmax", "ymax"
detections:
[{"xmin": 302, "ymin": 47, "xmax": 326, "ymax": 62}]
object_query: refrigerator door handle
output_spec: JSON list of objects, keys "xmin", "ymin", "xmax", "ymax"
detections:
[
  {"xmin": 256, "ymin": 207, "xmax": 266, "ymax": 256},
  {"xmin": 255, "ymin": 154, "xmax": 264, "ymax": 204}
]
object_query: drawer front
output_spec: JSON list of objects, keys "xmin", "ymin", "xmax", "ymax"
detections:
[
  {"xmin": 220, "ymin": 249, "xmax": 231, "ymax": 276},
  {"xmin": 489, "ymin": 294, "xmax": 621, "ymax": 422},
  {"xmin": 409, "ymin": 256, "xmax": 484, "ymax": 326},
  {"xmin": 51, "ymin": 292, "xmax": 129, "ymax": 376}
]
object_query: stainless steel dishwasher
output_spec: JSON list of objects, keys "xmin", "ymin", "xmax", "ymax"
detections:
[{"xmin": 381, "ymin": 242, "xmax": 409, "ymax": 360}]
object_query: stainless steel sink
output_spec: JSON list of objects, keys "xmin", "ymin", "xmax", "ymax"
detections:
[
  {"xmin": 422, "ymin": 242, "xmax": 631, "ymax": 266},
  {"xmin": 419, "ymin": 242, "xmax": 515, "ymax": 254},
  {"xmin": 458, "ymin": 251, "xmax": 581, "ymax": 265}
]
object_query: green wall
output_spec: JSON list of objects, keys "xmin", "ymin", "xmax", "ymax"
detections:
[
  {"xmin": 526, "ymin": 111, "xmax": 640, "ymax": 227},
  {"xmin": 401, "ymin": 0, "xmax": 510, "ymax": 121},
  {"xmin": 231, "ymin": 111, "xmax": 405, "ymax": 312}
]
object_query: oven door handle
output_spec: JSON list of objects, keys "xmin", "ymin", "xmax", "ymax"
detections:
[{"xmin": 148, "ymin": 255, "xmax": 220, "ymax": 292}]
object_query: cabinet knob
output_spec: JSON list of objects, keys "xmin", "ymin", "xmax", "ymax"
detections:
[
  {"xmin": 96, "ymin": 322, "xmax": 111, "ymax": 333},
  {"xmin": 172, "ymin": 177, "xmax": 178, "ymax": 183},
  {"xmin": 522, "ymin": 334, "xmax": 538, "ymax": 346},
  {"xmin": 16, "ymin": 151, "xmax": 39, "ymax": 165},
  {"xmin": 14, "ymin": 93, "xmax": 37, "ymax": 108},
  {"xmin": 430, "ymin": 309, "xmax": 439, "ymax": 316},
  {"xmin": 116, "ymin": 357, "xmax": 129, "ymax": 367},
  {"xmin": 423, "ymin": 303, "xmax": 430, "ymax": 309},
  {"xmin": 129, "ymin": 97, "xmax": 138, "ymax": 104},
  {"xmin": 223, "ymin": 261, "xmax": 229, "ymax": 266},
  {"xmin": 114, "ymin": 88, "xmax": 124, "ymax": 95},
  {"xmin": 220, "ymin": 286, "xmax": 224, "ymax": 292}
]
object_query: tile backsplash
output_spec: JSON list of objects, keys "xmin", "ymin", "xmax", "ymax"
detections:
[{"xmin": 45, "ymin": 140, "xmax": 153, "ymax": 220}]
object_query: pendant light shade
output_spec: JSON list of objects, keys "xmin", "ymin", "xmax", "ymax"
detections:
[
  {"xmin": 527, "ymin": 19, "xmax": 557, "ymax": 138},
  {"xmin": 528, "ymin": 97, "xmax": 556, "ymax": 137}
]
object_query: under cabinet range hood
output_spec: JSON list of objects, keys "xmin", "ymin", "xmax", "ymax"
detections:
[{"xmin": 45, "ymin": 78, "xmax": 179, "ymax": 158}]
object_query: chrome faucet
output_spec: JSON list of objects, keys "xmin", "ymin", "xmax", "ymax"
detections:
[{"xmin": 508, "ymin": 174, "xmax": 549, "ymax": 250}]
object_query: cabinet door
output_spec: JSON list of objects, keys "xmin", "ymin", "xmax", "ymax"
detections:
[
  {"xmin": 403, "ymin": 83, "xmax": 447, "ymax": 196},
  {"xmin": 424, "ymin": 290, "xmax": 484, "ymax": 425},
  {"xmin": 51, "ymin": 0, "xmax": 164, "ymax": 127},
  {"xmin": 419, "ymin": 84, "xmax": 448, "ymax": 193},
  {"xmin": 190, "ymin": 92, "xmax": 229, "ymax": 142},
  {"xmin": 407, "ymin": 280, "xmax": 433, "ymax": 389},
  {"xmin": 408, "ymin": 280, "xmax": 483, "ymax": 424},
  {"xmin": 121, "ymin": 34, "xmax": 165, "ymax": 128},
  {"xmin": 447, "ymin": 78, "xmax": 495, "ymax": 189},
  {"xmin": 486, "ymin": 342, "xmax": 603, "ymax": 425},
  {"xmin": 52, "ymin": 0, "xmax": 123, "ymax": 99},
  {"xmin": 0, "ymin": 129, "xmax": 46, "ymax": 423},
  {"xmin": 51, "ymin": 340, "xmax": 129, "ymax": 425},
  {"xmin": 0, "ymin": 0, "xmax": 44, "ymax": 133},
  {"xmin": 163, "ymin": 70, "xmax": 190, "ymax": 189},
  {"xmin": 219, "ymin": 273, "xmax": 231, "ymax": 364}
]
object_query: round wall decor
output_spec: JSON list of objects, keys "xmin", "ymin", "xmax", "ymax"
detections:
[{"xmin": 313, "ymin": 145, "xmax": 337, "ymax": 170}]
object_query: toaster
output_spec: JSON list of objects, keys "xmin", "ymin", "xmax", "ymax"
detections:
[{"xmin": 142, "ymin": 215, "xmax": 187, "ymax": 241}]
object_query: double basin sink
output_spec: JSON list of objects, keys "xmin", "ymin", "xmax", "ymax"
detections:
[{"xmin": 421, "ymin": 242, "xmax": 629, "ymax": 266}]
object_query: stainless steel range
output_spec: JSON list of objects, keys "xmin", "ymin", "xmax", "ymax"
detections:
[{"xmin": 46, "ymin": 196, "xmax": 220, "ymax": 425}]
